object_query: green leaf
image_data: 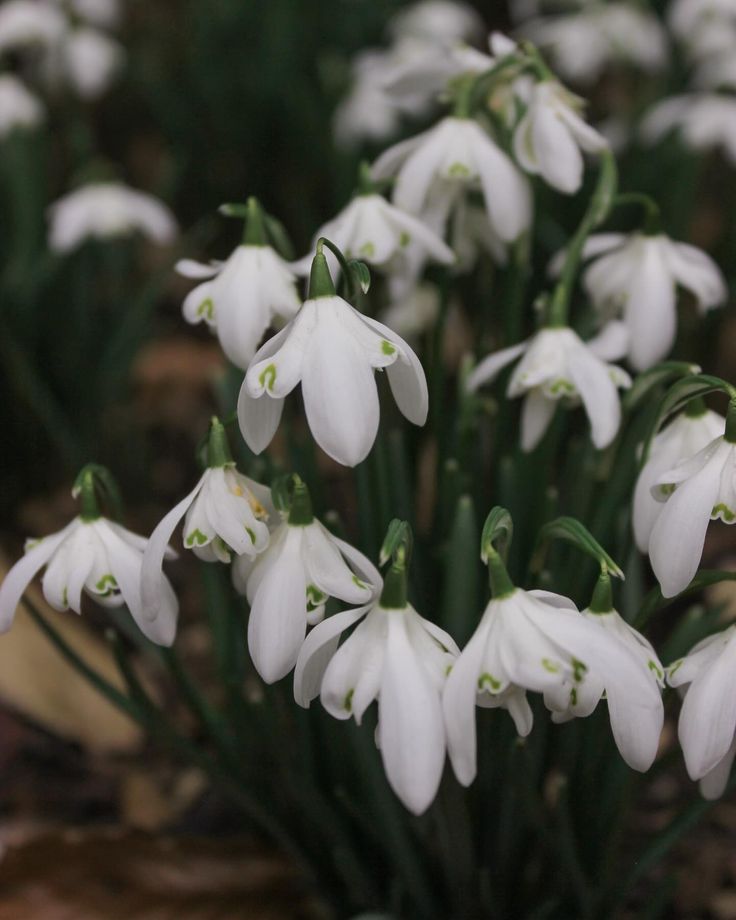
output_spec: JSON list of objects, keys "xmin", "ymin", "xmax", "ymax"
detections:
[
  {"xmin": 623, "ymin": 361, "xmax": 701, "ymax": 413},
  {"xmin": 347, "ymin": 258, "xmax": 371, "ymax": 294},
  {"xmin": 532, "ymin": 516, "xmax": 624, "ymax": 579},
  {"xmin": 379, "ymin": 519, "xmax": 413, "ymax": 567},
  {"xmin": 441, "ymin": 495, "xmax": 480, "ymax": 645},
  {"xmin": 480, "ymin": 506, "xmax": 513, "ymax": 563}
]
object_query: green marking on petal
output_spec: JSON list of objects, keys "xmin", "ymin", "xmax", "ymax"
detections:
[
  {"xmin": 478, "ymin": 672, "xmax": 502, "ymax": 691},
  {"xmin": 572, "ymin": 658, "xmax": 587, "ymax": 683},
  {"xmin": 197, "ymin": 297, "xmax": 215, "ymax": 321},
  {"xmin": 306, "ymin": 584, "xmax": 328, "ymax": 612},
  {"xmin": 542, "ymin": 658, "xmax": 560, "ymax": 674},
  {"xmin": 448, "ymin": 162, "xmax": 471, "ymax": 178},
  {"xmin": 343, "ymin": 688, "xmax": 354, "ymax": 713},
  {"xmin": 185, "ymin": 528, "xmax": 208, "ymax": 547},
  {"xmin": 245, "ymin": 527, "xmax": 256, "ymax": 544},
  {"xmin": 381, "ymin": 339, "xmax": 396, "ymax": 356},
  {"xmin": 668, "ymin": 659, "xmax": 683, "ymax": 678},
  {"xmin": 359, "ymin": 242, "xmax": 375, "ymax": 258},
  {"xmin": 258, "ymin": 363, "xmax": 277, "ymax": 391},
  {"xmin": 352, "ymin": 574, "xmax": 367, "ymax": 589},
  {"xmin": 399, "ymin": 231, "xmax": 411, "ymax": 247},
  {"xmin": 62, "ymin": 587, "xmax": 68, "ymax": 607},
  {"xmin": 570, "ymin": 687, "xmax": 578, "ymax": 706},
  {"xmin": 659, "ymin": 483, "xmax": 676, "ymax": 497},
  {"xmin": 95, "ymin": 573, "xmax": 118, "ymax": 595},
  {"xmin": 549, "ymin": 378, "xmax": 576, "ymax": 396},
  {"xmin": 713, "ymin": 503, "xmax": 736, "ymax": 522},
  {"xmin": 648, "ymin": 660, "xmax": 664, "ymax": 680}
]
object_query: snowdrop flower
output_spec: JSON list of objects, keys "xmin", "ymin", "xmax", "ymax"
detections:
[
  {"xmin": 372, "ymin": 117, "xmax": 531, "ymax": 244},
  {"xmin": 641, "ymin": 94, "xmax": 736, "ymax": 166},
  {"xmin": 233, "ymin": 477, "xmax": 380, "ymax": 684},
  {"xmin": 52, "ymin": 27, "xmax": 124, "ymax": 99},
  {"xmin": 388, "ymin": 0, "xmax": 483, "ymax": 45},
  {"xmin": 0, "ymin": 466, "xmax": 178, "ymax": 646},
  {"xmin": 178, "ymin": 199, "xmax": 300, "ymax": 371},
  {"xmin": 333, "ymin": 49, "xmax": 405, "ymax": 149},
  {"xmin": 294, "ymin": 528, "xmax": 458, "ymax": 814},
  {"xmin": 443, "ymin": 558, "xmax": 664, "ymax": 786},
  {"xmin": 0, "ymin": 0, "xmax": 66, "ymax": 56},
  {"xmin": 521, "ymin": 5, "xmax": 668, "ymax": 84},
  {"xmin": 0, "ymin": 74, "xmax": 44, "ymax": 137},
  {"xmin": 141, "ymin": 419, "xmax": 273, "ymax": 617},
  {"xmin": 292, "ymin": 188, "xmax": 454, "ymax": 281},
  {"xmin": 513, "ymin": 81, "xmax": 608, "ymax": 194},
  {"xmin": 238, "ymin": 247, "xmax": 428, "ymax": 467},
  {"xmin": 48, "ymin": 181, "xmax": 177, "ymax": 253},
  {"xmin": 669, "ymin": 625, "xmax": 736, "ymax": 799},
  {"xmin": 648, "ymin": 413, "xmax": 736, "ymax": 597},
  {"xmin": 633, "ymin": 404, "xmax": 725, "ymax": 551},
  {"xmin": 668, "ymin": 0, "xmax": 736, "ymax": 59},
  {"xmin": 563, "ymin": 232, "xmax": 727, "ymax": 371},
  {"xmin": 466, "ymin": 322, "xmax": 631, "ymax": 451}
]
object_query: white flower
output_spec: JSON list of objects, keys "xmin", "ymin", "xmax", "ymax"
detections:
[
  {"xmin": 0, "ymin": 0, "xmax": 66, "ymax": 56},
  {"xmin": 648, "ymin": 433, "xmax": 736, "ymax": 597},
  {"xmin": 178, "ymin": 245, "xmax": 300, "ymax": 371},
  {"xmin": 669, "ymin": 625, "xmax": 736, "ymax": 798},
  {"xmin": 388, "ymin": 0, "xmax": 483, "ymax": 45},
  {"xmin": 292, "ymin": 193, "xmax": 454, "ymax": 280},
  {"xmin": 235, "ymin": 510, "xmax": 380, "ymax": 684},
  {"xmin": 466, "ymin": 323, "xmax": 631, "ymax": 451},
  {"xmin": 641, "ymin": 94, "xmax": 736, "ymax": 166},
  {"xmin": 294, "ymin": 595, "xmax": 459, "ymax": 814},
  {"xmin": 513, "ymin": 81, "xmax": 608, "ymax": 194},
  {"xmin": 0, "ymin": 74, "xmax": 44, "ymax": 137},
  {"xmin": 668, "ymin": 0, "xmax": 736, "ymax": 60},
  {"xmin": 48, "ymin": 182, "xmax": 177, "ymax": 252},
  {"xmin": 0, "ymin": 516, "xmax": 178, "ymax": 646},
  {"xmin": 520, "ymin": 5, "xmax": 668, "ymax": 84},
  {"xmin": 380, "ymin": 282, "xmax": 441, "ymax": 340},
  {"xmin": 141, "ymin": 462, "xmax": 273, "ymax": 621},
  {"xmin": 238, "ymin": 293, "xmax": 428, "ymax": 467},
  {"xmin": 562, "ymin": 232, "xmax": 727, "ymax": 371},
  {"xmin": 333, "ymin": 49, "xmax": 404, "ymax": 149},
  {"xmin": 443, "ymin": 588, "xmax": 664, "ymax": 786},
  {"xmin": 52, "ymin": 26, "xmax": 124, "ymax": 99},
  {"xmin": 371, "ymin": 116, "xmax": 532, "ymax": 244},
  {"xmin": 633, "ymin": 408, "xmax": 725, "ymax": 551}
]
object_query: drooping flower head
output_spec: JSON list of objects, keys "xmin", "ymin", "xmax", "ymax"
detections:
[
  {"xmin": 443, "ymin": 514, "xmax": 664, "ymax": 786},
  {"xmin": 238, "ymin": 241, "xmax": 429, "ymax": 467},
  {"xmin": 648, "ymin": 397, "xmax": 736, "ymax": 598},
  {"xmin": 48, "ymin": 181, "xmax": 177, "ymax": 253},
  {"xmin": 0, "ymin": 464, "xmax": 178, "ymax": 646},
  {"xmin": 178, "ymin": 198, "xmax": 300, "ymax": 371},
  {"xmin": 467, "ymin": 322, "xmax": 631, "ymax": 452},
  {"xmin": 0, "ymin": 74, "xmax": 44, "ymax": 138},
  {"xmin": 233, "ymin": 475, "xmax": 380, "ymax": 684},
  {"xmin": 141, "ymin": 418, "xmax": 274, "ymax": 618},
  {"xmin": 294, "ymin": 520, "xmax": 458, "ymax": 815}
]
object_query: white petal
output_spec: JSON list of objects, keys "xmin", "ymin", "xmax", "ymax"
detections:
[
  {"xmin": 303, "ymin": 523, "xmax": 374, "ymax": 604},
  {"xmin": 700, "ymin": 734, "xmax": 736, "ymax": 800},
  {"xmin": 0, "ymin": 522, "xmax": 77, "ymax": 631},
  {"xmin": 329, "ymin": 534, "xmax": 382, "ymax": 594},
  {"xmin": 624, "ymin": 244, "xmax": 677, "ymax": 371},
  {"xmin": 473, "ymin": 127, "xmax": 532, "ymax": 240},
  {"xmin": 358, "ymin": 314, "xmax": 428, "ymax": 425},
  {"xmin": 142, "ymin": 477, "xmax": 204, "ymax": 619},
  {"xmin": 443, "ymin": 614, "xmax": 491, "ymax": 786},
  {"xmin": 531, "ymin": 102, "xmax": 585, "ymax": 194},
  {"xmin": 649, "ymin": 445, "xmax": 725, "ymax": 597},
  {"xmin": 300, "ymin": 318, "xmax": 379, "ymax": 467},
  {"xmin": 379, "ymin": 612, "xmax": 446, "ymax": 814},
  {"xmin": 566, "ymin": 345, "xmax": 622, "ymax": 449},
  {"xmin": 586, "ymin": 321, "xmax": 629, "ymax": 362},
  {"xmin": 182, "ymin": 281, "xmax": 216, "ymax": 326},
  {"xmin": 176, "ymin": 258, "xmax": 221, "ymax": 280},
  {"xmin": 679, "ymin": 641, "xmax": 736, "ymax": 778},
  {"xmin": 237, "ymin": 383, "xmax": 285, "ymax": 455},
  {"xmin": 293, "ymin": 604, "xmax": 370, "ymax": 707},
  {"xmin": 466, "ymin": 340, "xmax": 528, "ymax": 392},
  {"xmin": 663, "ymin": 239, "xmax": 727, "ymax": 311},
  {"xmin": 520, "ymin": 389, "xmax": 557, "ymax": 452},
  {"xmin": 247, "ymin": 528, "xmax": 307, "ymax": 683}
]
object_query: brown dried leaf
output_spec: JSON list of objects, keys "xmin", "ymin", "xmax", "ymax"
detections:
[{"xmin": 0, "ymin": 556, "xmax": 141, "ymax": 753}]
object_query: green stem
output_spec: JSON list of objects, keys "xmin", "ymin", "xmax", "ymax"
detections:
[
  {"xmin": 547, "ymin": 150, "xmax": 617, "ymax": 328},
  {"xmin": 588, "ymin": 571, "xmax": 613, "ymax": 614},
  {"xmin": 206, "ymin": 416, "xmax": 234, "ymax": 467},
  {"xmin": 725, "ymin": 398, "xmax": 736, "ymax": 443},
  {"xmin": 243, "ymin": 196, "xmax": 268, "ymax": 245},
  {"xmin": 486, "ymin": 548, "xmax": 515, "ymax": 599},
  {"xmin": 612, "ymin": 192, "xmax": 661, "ymax": 235}
]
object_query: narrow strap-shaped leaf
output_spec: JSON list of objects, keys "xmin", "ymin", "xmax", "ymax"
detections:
[{"xmin": 532, "ymin": 516, "xmax": 624, "ymax": 579}]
